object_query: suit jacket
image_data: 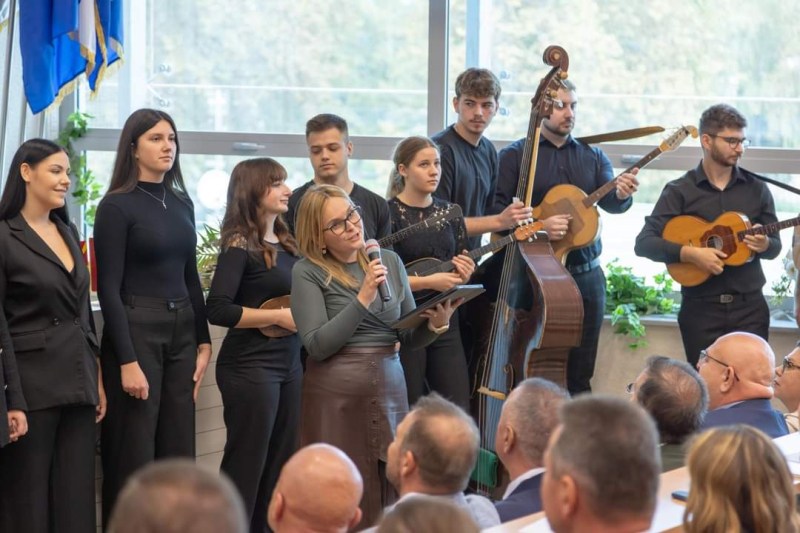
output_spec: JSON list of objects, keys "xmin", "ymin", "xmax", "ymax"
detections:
[
  {"xmin": 0, "ymin": 214, "xmax": 99, "ymax": 412},
  {"xmin": 494, "ymin": 473, "xmax": 544, "ymax": 523},
  {"xmin": 0, "ymin": 300, "xmax": 26, "ymax": 447},
  {"xmin": 701, "ymin": 398, "xmax": 789, "ymax": 439}
]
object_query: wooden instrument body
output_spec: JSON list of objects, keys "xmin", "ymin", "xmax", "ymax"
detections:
[
  {"xmin": 663, "ymin": 212, "xmax": 752, "ymax": 287},
  {"xmin": 531, "ymin": 184, "xmax": 600, "ymax": 265},
  {"xmin": 258, "ymin": 295, "xmax": 293, "ymax": 337}
]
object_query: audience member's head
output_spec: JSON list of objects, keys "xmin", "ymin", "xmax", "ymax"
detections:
[
  {"xmin": 697, "ymin": 332, "xmax": 774, "ymax": 410},
  {"xmin": 376, "ymin": 495, "xmax": 479, "ymax": 533},
  {"xmin": 542, "ymin": 396, "xmax": 660, "ymax": 533},
  {"xmin": 632, "ymin": 356, "xmax": 709, "ymax": 444},
  {"xmin": 107, "ymin": 460, "xmax": 247, "ymax": 533},
  {"xmin": 684, "ymin": 425, "xmax": 800, "ymax": 533},
  {"xmin": 496, "ymin": 378, "xmax": 569, "ymax": 476},
  {"xmin": 268, "ymin": 444, "xmax": 363, "ymax": 533},
  {"xmin": 775, "ymin": 345, "xmax": 800, "ymax": 413},
  {"xmin": 386, "ymin": 393, "xmax": 479, "ymax": 496}
]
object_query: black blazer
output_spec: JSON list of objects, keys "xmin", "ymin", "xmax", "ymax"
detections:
[
  {"xmin": 0, "ymin": 214, "xmax": 99, "ymax": 412},
  {"xmin": 0, "ymin": 301, "xmax": 26, "ymax": 447}
]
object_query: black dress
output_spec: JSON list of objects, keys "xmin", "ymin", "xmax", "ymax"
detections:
[
  {"xmin": 388, "ymin": 196, "xmax": 471, "ymax": 410},
  {"xmin": 206, "ymin": 239, "xmax": 302, "ymax": 533}
]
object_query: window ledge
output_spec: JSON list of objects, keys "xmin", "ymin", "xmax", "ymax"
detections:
[{"xmin": 604, "ymin": 313, "xmax": 798, "ymax": 333}]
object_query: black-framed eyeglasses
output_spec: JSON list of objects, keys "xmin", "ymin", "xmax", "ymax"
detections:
[
  {"xmin": 782, "ymin": 356, "xmax": 800, "ymax": 374},
  {"xmin": 323, "ymin": 205, "xmax": 362, "ymax": 236},
  {"xmin": 709, "ymin": 134, "xmax": 751, "ymax": 149},
  {"xmin": 626, "ymin": 382, "xmax": 635, "ymax": 395},
  {"xmin": 699, "ymin": 349, "xmax": 740, "ymax": 381}
]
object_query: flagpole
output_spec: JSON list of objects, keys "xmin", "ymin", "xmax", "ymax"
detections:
[{"xmin": 0, "ymin": 0, "xmax": 17, "ymax": 175}]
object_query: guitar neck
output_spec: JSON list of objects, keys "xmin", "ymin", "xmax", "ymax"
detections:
[
  {"xmin": 738, "ymin": 216, "xmax": 800, "ymax": 240},
  {"xmin": 423, "ymin": 234, "xmax": 516, "ymax": 276},
  {"xmin": 379, "ymin": 219, "xmax": 438, "ymax": 247},
  {"xmin": 582, "ymin": 145, "xmax": 665, "ymax": 208}
]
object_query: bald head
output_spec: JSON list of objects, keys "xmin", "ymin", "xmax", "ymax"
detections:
[
  {"xmin": 699, "ymin": 332, "xmax": 775, "ymax": 409},
  {"xmin": 268, "ymin": 444, "xmax": 363, "ymax": 533}
]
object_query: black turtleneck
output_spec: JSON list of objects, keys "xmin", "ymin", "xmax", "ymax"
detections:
[{"xmin": 94, "ymin": 181, "xmax": 211, "ymax": 366}]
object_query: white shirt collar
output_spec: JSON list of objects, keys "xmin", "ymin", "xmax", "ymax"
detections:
[{"xmin": 503, "ymin": 467, "xmax": 546, "ymax": 500}]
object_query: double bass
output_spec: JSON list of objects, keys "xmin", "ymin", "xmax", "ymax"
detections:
[{"xmin": 468, "ymin": 46, "xmax": 584, "ymax": 494}]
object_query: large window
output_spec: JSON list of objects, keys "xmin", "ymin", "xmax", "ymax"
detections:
[
  {"xmin": 75, "ymin": 0, "xmax": 800, "ymax": 297},
  {"xmin": 81, "ymin": 0, "xmax": 430, "ymax": 136},
  {"xmin": 477, "ymin": 0, "xmax": 800, "ymax": 148}
]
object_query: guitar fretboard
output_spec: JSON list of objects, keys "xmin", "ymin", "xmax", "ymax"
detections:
[
  {"xmin": 737, "ymin": 216, "xmax": 800, "ymax": 240},
  {"xmin": 421, "ymin": 233, "xmax": 517, "ymax": 276},
  {"xmin": 378, "ymin": 206, "xmax": 460, "ymax": 247},
  {"xmin": 581, "ymin": 147, "xmax": 664, "ymax": 208}
]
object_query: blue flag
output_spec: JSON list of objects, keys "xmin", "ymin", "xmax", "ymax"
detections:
[
  {"xmin": 20, "ymin": 1, "xmax": 86, "ymax": 114},
  {"xmin": 19, "ymin": 0, "xmax": 124, "ymax": 114},
  {"xmin": 87, "ymin": 0, "xmax": 124, "ymax": 93}
]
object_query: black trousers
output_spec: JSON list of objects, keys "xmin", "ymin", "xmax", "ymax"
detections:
[
  {"xmin": 0, "ymin": 404, "xmax": 96, "ymax": 533},
  {"xmin": 217, "ymin": 353, "xmax": 302, "ymax": 533},
  {"xmin": 678, "ymin": 292, "xmax": 770, "ymax": 367},
  {"xmin": 567, "ymin": 267, "xmax": 606, "ymax": 395},
  {"xmin": 100, "ymin": 295, "xmax": 197, "ymax": 527},
  {"xmin": 400, "ymin": 322, "xmax": 470, "ymax": 411}
]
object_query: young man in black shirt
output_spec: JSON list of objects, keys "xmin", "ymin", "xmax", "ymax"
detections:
[
  {"xmin": 635, "ymin": 104, "xmax": 780, "ymax": 366},
  {"xmin": 496, "ymin": 81, "xmax": 640, "ymax": 395},
  {"xmin": 432, "ymin": 68, "xmax": 532, "ymax": 249},
  {"xmin": 287, "ymin": 113, "xmax": 391, "ymax": 240}
]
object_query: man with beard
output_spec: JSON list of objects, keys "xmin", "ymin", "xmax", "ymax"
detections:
[
  {"xmin": 496, "ymin": 80, "xmax": 640, "ymax": 394},
  {"xmin": 635, "ymin": 104, "xmax": 780, "ymax": 366}
]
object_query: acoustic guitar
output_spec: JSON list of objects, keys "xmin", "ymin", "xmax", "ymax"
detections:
[
  {"xmin": 406, "ymin": 219, "xmax": 544, "ymax": 304},
  {"xmin": 663, "ymin": 211, "xmax": 800, "ymax": 286},
  {"xmin": 257, "ymin": 205, "xmax": 464, "ymax": 337},
  {"xmin": 531, "ymin": 125, "xmax": 698, "ymax": 264}
]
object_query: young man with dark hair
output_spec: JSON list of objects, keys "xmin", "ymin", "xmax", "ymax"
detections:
[
  {"xmin": 286, "ymin": 113, "xmax": 391, "ymax": 240},
  {"xmin": 635, "ymin": 104, "xmax": 780, "ymax": 366},
  {"xmin": 630, "ymin": 356, "xmax": 709, "ymax": 471},
  {"xmin": 432, "ymin": 68, "xmax": 533, "ymax": 249},
  {"xmin": 496, "ymin": 80, "xmax": 640, "ymax": 395}
]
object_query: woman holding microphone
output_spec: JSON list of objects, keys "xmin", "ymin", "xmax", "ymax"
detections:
[{"xmin": 291, "ymin": 184, "xmax": 460, "ymax": 528}]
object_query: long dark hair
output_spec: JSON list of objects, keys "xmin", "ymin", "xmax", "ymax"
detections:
[
  {"xmin": 0, "ymin": 138, "xmax": 70, "ymax": 224},
  {"xmin": 220, "ymin": 158, "xmax": 297, "ymax": 268},
  {"xmin": 105, "ymin": 109, "xmax": 190, "ymax": 203}
]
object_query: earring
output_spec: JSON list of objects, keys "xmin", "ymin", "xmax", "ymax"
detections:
[{"xmin": 322, "ymin": 247, "xmax": 327, "ymax": 255}]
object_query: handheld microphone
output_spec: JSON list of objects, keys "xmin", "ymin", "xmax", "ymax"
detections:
[{"xmin": 364, "ymin": 239, "xmax": 392, "ymax": 302}]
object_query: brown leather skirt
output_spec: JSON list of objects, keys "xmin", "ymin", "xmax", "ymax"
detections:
[{"xmin": 300, "ymin": 344, "xmax": 408, "ymax": 529}]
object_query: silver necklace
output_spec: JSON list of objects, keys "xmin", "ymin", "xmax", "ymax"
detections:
[{"xmin": 136, "ymin": 185, "xmax": 167, "ymax": 209}]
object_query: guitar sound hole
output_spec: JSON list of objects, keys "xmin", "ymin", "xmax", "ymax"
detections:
[{"xmin": 706, "ymin": 235, "xmax": 723, "ymax": 250}]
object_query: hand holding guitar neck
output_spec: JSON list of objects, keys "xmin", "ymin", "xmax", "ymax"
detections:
[
  {"xmin": 615, "ymin": 167, "xmax": 640, "ymax": 200},
  {"xmin": 743, "ymin": 224, "xmax": 769, "ymax": 253}
]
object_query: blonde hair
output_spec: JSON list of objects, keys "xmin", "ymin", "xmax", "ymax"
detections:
[
  {"xmin": 294, "ymin": 184, "xmax": 369, "ymax": 288},
  {"xmin": 388, "ymin": 136, "xmax": 439, "ymax": 198},
  {"xmin": 683, "ymin": 425, "xmax": 800, "ymax": 533}
]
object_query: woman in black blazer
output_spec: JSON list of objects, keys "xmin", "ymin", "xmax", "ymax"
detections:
[{"xmin": 0, "ymin": 139, "xmax": 106, "ymax": 532}]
